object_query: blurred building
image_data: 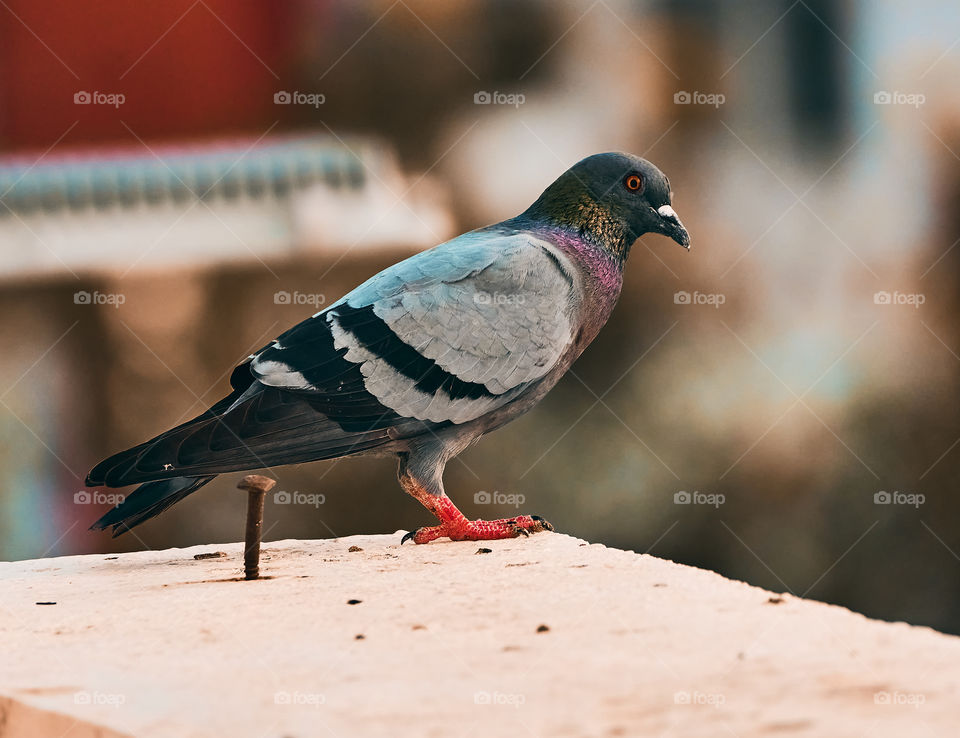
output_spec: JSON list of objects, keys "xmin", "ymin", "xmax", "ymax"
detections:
[{"xmin": 0, "ymin": 134, "xmax": 451, "ymax": 276}]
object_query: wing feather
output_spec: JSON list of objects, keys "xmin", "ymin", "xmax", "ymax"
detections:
[{"xmin": 251, "ymin": 231, "xmax": 580, "ymax": 425}]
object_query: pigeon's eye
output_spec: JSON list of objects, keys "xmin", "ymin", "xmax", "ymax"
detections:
[{"xmin": 623, "ymin": 173, "xmax": 644, "ymax": 193}]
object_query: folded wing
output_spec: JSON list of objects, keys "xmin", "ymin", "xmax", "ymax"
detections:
[{"xmin": 253, "ymin": 231, "xmax": 580, "ymax": 424}]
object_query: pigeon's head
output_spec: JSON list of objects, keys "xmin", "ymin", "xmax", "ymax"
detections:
[{"xmin": 523, "ymin": 152, "xmax": 690, "ymax": 260}]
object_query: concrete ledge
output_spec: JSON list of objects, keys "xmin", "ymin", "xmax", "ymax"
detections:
[
  {"xmin": 0, "ymin": 695, "xmax": 131, "ymax": 738},
  {"xmin": 2, "ymin": 533, "xmax": 958, "ymax": 737}
]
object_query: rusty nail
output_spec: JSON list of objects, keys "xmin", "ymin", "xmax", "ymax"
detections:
[{"xmin": 237, "ymin": 474, "xmax": 276, "ymax": 580}]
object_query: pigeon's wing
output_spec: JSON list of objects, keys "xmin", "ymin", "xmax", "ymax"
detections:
[{"xmin": 251, "ymin": 230, "xmax": 581, "ymax": 424}]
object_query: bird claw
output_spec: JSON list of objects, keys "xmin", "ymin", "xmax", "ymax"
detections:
[
  {"xmin": 400, "ymin": 514, "xmax": 554, "ymax": 545},
  {"xmin": 530, "ymin": 515, "xmax": 554, "ymax": 532}
]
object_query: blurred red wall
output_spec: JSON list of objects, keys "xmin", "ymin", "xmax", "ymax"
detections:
[{"xmin": 0, "ymin": 0, "xmax": 304, "ymax": 149}]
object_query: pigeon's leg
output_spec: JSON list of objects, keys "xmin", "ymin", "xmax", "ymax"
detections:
[{"xmin": 397, "ymin": 452, "xmax": 553, "ymax": 545}]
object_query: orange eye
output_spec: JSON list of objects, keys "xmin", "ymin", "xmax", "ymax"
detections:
[{"xmin": 624, "ymin": 173, "xmax": 643, "ymax": 192}]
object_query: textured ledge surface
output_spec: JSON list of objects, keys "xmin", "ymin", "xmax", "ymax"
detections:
[{"xmin": 2, "ymin": 532, "xmax": 958, "ymax": 737}]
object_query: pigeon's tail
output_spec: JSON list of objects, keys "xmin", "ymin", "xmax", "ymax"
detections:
[
  {"xmin": 90, "ymin": 475, "xmax": 216, "ymax": 537},
  {"xmin": 86, "ymin": 363, "xmax": 397, "ymax": 491}
]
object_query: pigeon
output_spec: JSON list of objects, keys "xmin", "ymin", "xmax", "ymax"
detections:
[{"xmin": 86, "ymin": 152, "xmax": 690, "ymax": 543}]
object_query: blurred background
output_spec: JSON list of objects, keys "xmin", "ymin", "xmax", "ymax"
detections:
[{"xmin": 2, "ymin": 0, "xmax": 959, "ymax": 634}]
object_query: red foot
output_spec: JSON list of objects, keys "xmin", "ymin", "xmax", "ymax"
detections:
[{"xmin": 401, "ymin": 495, "xmax": 553, "ymax": 545}]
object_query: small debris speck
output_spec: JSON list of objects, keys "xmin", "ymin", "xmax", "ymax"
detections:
[
  {"xmin": 104, "ymin": 556, "xmax": 118, "ymax": 560},
  {"xmin": 355, "ymin": 634, "xmax": 365, "ymax": 640},
  {"xmin": 476, "ymin": 547, "xmax": 493, "ymax": 554},
  {"xmin": 348, "ymin": 545, "xmax": 363, "ymax": 552},
  {"xmin": 536, "ymin": 624, "xmax": 550, "ymax": 633},
  {"xmin": 767, "ymin": 595, "xmax": 785, "ymax": 604},
  {"xmin": 653, "ymin": 583, "xmax": 667, "ymax": 588},
  {"xmin": 194, "ymin": 552, "xmax": 227, "ymax": 560},
  {"xmin": 36, "ymin": 602, "xmax": 56, "ymax": 606},
  {"xmin": 412, "ymin": 624, "xmax": 426, "ymax": 630},
  {"xmin": 347, "ymin": 599, "xmax": 362, "ymax": 605}
]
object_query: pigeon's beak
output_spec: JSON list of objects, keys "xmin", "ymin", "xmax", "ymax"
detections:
[{"xmin": 656, "ymin": 205, "xmax": 691, "ymax": 250}]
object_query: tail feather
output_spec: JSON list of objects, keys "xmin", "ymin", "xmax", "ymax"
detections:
[
  {"xmin": 85, "ymin": 363, "xmax": 409, "ymax": 536},
  {"xmin": 87, "ymin": 383, "xmax": 396, "ymax": 489},
  {"xmin": 86, "ymin": 388, "xmax": 245, "ymax": 486},
  {"xmin": 90, "ymin": 475, "xmax": 216, "ymax": 537}
]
